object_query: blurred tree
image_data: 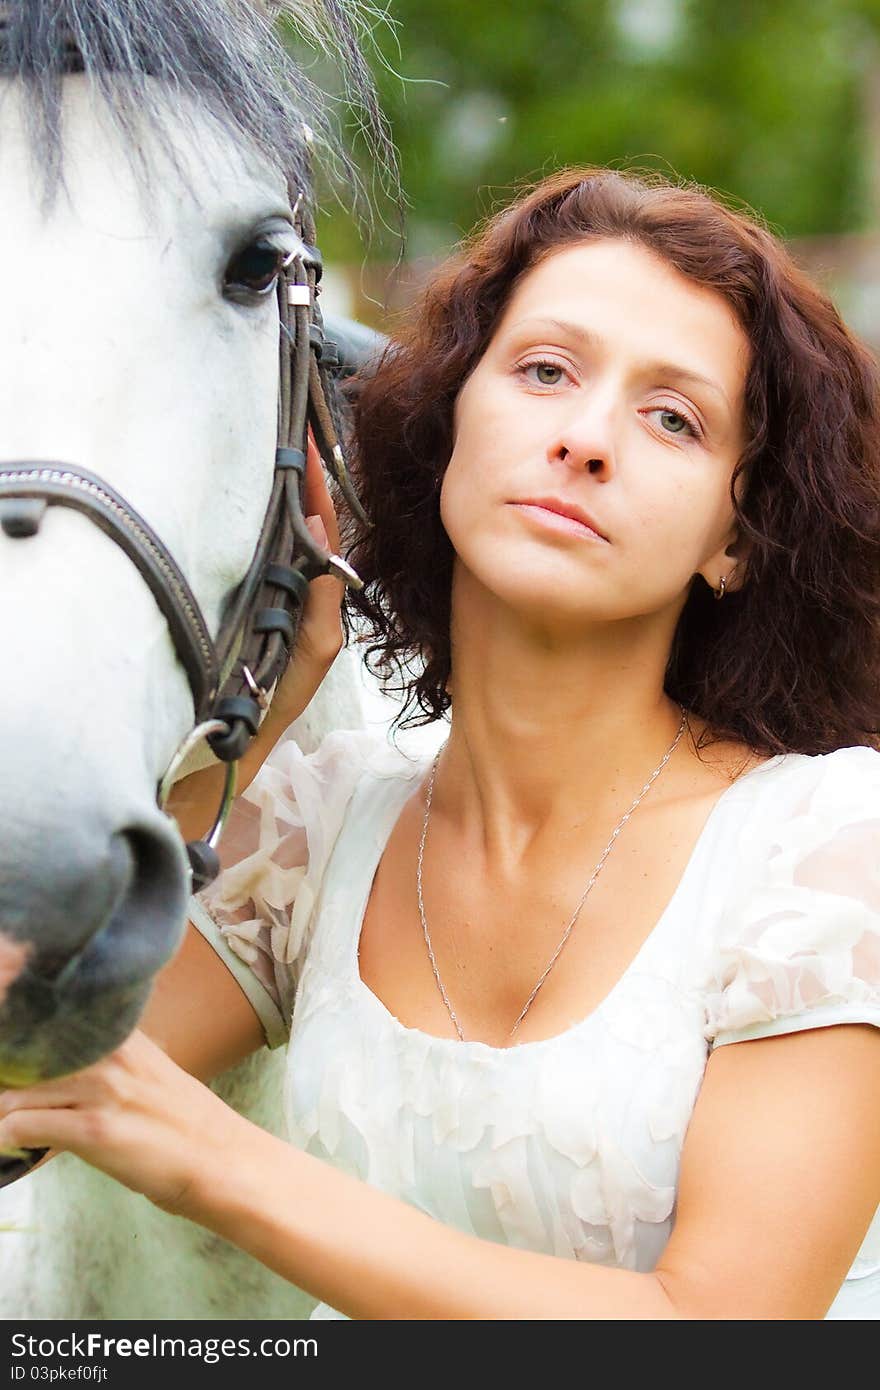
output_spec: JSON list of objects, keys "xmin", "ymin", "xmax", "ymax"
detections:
[{"xmin": 298, "ymin": 0, "xmax": 879, "ymax": 265}]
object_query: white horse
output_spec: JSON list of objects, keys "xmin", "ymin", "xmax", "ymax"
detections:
[{"xmin": 0, "ymin": 0, "xmax": 390, "ymax": 1319}]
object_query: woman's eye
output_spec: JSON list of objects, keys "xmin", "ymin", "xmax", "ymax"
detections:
[
  {"xmin": 660, "ymin": 409, "xmax": 687, "ymax": 433},
  {"xmin": 224, "ymin": 240, "xmax": 286, "ymax": 298},
  {"xmin": 654, "ymin": 408, "xmax": 699, "ymax": 438},
  {"xmin": 522, "ymin": 361, "xmax": 565, "ymax": 386}
]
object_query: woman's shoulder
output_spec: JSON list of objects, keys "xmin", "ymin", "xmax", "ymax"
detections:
[
  {"xmin": 263, "ymin": 724, "xmax": 432, "ymax": 795},
  {"xmin": 245, "ymin": 724, "xmax": 433, "ymax": 848},
  {"xmin": 734, "ymin": 742, "xmax": 880, "ymax": 837},
  {"xmin": 192, "ymin": 727, "xmax": 436, "ymax": 1010},
  {"xmin": 710, "ymin": 741, "xmax": 880, "ymax": 895},
  {"xmin": 768, "ymin": 740, "xmax": 880, "ymax": 786},
  {"xmin": 701, "ymin": 743, "xmax": 880, "ymax": 1048}
]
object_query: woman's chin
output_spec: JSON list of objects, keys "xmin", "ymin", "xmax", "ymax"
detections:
[{"xmin": 454, "ymin": 560, "xmax": 616, "ymax": 632}]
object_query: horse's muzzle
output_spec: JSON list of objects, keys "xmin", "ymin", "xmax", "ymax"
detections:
[{"xmin": 0, "ymin": 816, "xmax": 190, "ymax": 1082}]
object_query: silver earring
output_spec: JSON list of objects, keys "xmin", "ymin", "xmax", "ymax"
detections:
[{"xmin": 713, "ymin": 574, "xmax": 727, "ymax": 600}]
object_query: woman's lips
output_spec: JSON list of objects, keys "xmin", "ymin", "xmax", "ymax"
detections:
[{"xmin": 508, "ymin": 502, "xmax": 608, "ymax": 542}]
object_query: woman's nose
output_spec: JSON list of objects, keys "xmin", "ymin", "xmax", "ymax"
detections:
[
  {"xmin": 549, "ymin": 400, "xmax": 616, "ymax": 476},
  {"xmin": 556, "ymin": 445, "xmax": 609, "ymax": 475}
]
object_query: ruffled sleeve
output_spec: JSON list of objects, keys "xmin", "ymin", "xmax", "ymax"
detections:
[
  {"xmin": 704, "ymin": 746, "xmax": 880, "ymax": 1050},
  {"xmin": 188, "ymin": 727, "xmax": 390, "ymax": 1049}
]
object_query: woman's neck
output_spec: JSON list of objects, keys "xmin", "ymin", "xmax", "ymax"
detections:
[{"xmin": 435, "ymin": 565, "xmax": 695, "ymax": 865}]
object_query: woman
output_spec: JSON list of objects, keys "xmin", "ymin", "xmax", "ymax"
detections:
[{"xmin": 2, "ymin": 168, "xmax": 879, "ymax": 1320}]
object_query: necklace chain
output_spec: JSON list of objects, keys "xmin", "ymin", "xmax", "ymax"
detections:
[{"xmin": 416, "ymin": 706, "xmax": 688, "ymax": 1044}]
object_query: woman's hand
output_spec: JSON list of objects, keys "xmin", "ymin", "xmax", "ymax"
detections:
[
  {"xmin": 165, "ymin": 432, "xmax": 348, "ymax": 837},
  {"xmin": 0, "ymin": 1031, "xmax": 243, "ymax": 1219}
]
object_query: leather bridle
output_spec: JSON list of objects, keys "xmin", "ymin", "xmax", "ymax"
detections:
[{"xmin": 0, "ymin": 189, "xmax": 368, "ymax": 890}]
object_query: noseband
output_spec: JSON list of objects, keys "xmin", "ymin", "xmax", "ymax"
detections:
[{"xmin": 0, "ymin": 191, "xmax": 368, "ymax": 891}]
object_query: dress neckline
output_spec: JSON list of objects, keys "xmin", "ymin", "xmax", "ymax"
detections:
[{"xmin": 345, "ymin": 748, "xmax": 790, "ymax": 1057}]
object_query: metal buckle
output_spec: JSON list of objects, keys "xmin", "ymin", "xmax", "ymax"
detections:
[
  {"xmin": 326, "ymin": 553, "xmax": 364, "ymax": 591},
  {"xmin": 241, "ymin": 665, "xmax": 270, "ymax": 711}
]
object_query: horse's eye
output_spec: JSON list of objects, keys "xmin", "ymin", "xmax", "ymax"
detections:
[{"xmin": 224, "ymin": 239, "xmax": 287, "ymax": 300}]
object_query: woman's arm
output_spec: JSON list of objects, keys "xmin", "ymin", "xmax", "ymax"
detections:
[
  {"xmin": 180, "ymin": 1019, "xmax": 880, "ymax": 1319},
  {"xmin": 657, "ymin": 1020, "xmax": 880, "ymax": 1318},
  {"xmin": 138, "ymin": 923, "xmax": 267, "ymax": 1083},
  {"xmin": 3, "ymin": 1020, "xmax": 877, "ymax": 1318}
]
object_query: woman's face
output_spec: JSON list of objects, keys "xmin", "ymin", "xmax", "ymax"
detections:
[{"xmin": 439, "ymin": 237, "xmax": 751, "ymax": 631}]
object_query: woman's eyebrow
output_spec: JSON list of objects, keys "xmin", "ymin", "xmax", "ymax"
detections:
[
  {"xmin": 648, "ymin": 360, "xmax": 732, "ymax": 412},
  {"xmin": 507, "ymin": 316, "xmax": 732, "ymax": 412},
  {"xmin": 506, "ymin": 316, "xmax": 603, "ymax": 351}
]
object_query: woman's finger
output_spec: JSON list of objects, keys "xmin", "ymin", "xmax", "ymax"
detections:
[
  {"xmin": 302, "ymin": 431, "xmax": 341, "ymax": 554},
  {"xmin": 0, "ymin": 1108, "xmax": 84, "ymax": 1156},
  {"xmin": 0, "ymin": 1032, "xmax": 242, "ymax": 1214},
  {"xmin": 263, "ymin": 533, "xmax": 344, "ymax": 728},
  {"xmin": 0, "ymin": 1078, "xmax": 92, "ymax": 1113},
  {"xmin": 229, "ymin": 440, "xmax": 349, "ymax": 749},
  {"xmin": 304, "ymin": 513, "xmax": 329, "ymax": 550},
  {"xmin": 302, "ymin": 516, "xmax": 345, "ymax": 643}
]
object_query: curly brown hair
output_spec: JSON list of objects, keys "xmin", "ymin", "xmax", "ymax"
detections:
[{"xmin": 342, "ymin": 167, "xmax": 880, "ymax": 756}]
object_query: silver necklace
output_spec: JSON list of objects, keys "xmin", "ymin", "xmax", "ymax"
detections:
[{"xmin": 416, "ymin": 705, "xmax": 688, "ymax": 1043}]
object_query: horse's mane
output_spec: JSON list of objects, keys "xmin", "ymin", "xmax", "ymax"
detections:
[{"xmin": 0, "ymin": 0, "xmax": 399, "ymax": 213}]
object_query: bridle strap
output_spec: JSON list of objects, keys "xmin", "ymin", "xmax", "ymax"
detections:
[
  {"xmin": 0, "ymin": 463, "xmax": 218, "ymax": 717},
  {"xmin": 204, "ymin": 184, "xmax": 367, "ymax": 766}
]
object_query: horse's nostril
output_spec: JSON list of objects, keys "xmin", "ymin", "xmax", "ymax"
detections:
[
  {"xmin": 0, "ymin": 813, "xmax": 189, "ymax": 1077},
  {"xmin": 55, "ymin": 824, "xmax": 189, "ymax": 998},
  {"xmin": 52, "ymin": 832, "xmax": 134, "ymax": 988},
  {"xmin": 21, "ymin": 820, "xmax": 189, "ymax": 999}
]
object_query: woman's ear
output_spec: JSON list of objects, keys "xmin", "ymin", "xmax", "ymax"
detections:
[{"xmin": 700, "ymin": 528, "xmax": 751, "ymax": 595}]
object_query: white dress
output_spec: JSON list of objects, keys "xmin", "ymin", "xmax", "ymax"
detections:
[{"xmin": 189, "ymin": 727, "xmax": 880, "ymax": 1320}]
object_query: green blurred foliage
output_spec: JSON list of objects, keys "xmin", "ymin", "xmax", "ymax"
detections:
[{"xmin": 305, "ymin": 0, "xmax": 880, "ymax": 263}]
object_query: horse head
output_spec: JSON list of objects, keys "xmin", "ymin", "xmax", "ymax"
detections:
[{"xmin": 0, "ymin": 0, "xmax": 388, "ymax": 1091}]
